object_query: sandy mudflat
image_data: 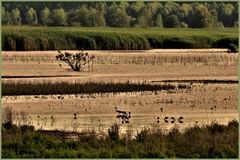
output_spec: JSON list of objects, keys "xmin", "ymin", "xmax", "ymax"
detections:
[{"xmin": 2, "ymin": 49, "xmax": 238, "ymax": 134}]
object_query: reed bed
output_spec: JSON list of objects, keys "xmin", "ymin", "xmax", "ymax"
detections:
[
  {"xmin": 2, "ymin": 50, "xmax": 238, "ymax": 66},
  {"xmin": 2, "ymin": 27, "xmax": 238, "ymax": 51}
]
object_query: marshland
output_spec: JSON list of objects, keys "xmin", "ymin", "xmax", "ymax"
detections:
[{"xmin": 2, "ymin": 1, "xmax": 239, "ymax": 158}]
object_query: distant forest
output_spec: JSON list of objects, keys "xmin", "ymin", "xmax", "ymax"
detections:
[{"xmin": 2, "ymin": 2, "xmax": 238, "ymax": 28}]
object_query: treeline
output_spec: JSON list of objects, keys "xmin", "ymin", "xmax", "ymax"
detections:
[
  {"xmin": 2, "ymin": 121, "xmax": 238, "ymax": 158},
  {"xmin": 2, "ymin": 2, "xmax": 238, "ymax": 28}
]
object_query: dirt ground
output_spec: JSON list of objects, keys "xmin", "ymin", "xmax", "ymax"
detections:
[{"xmin": 2, "ymin": 49, "xmax": 238, "ymax": 134}]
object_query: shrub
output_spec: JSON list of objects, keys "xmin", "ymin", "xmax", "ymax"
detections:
[
  {"xmin": 227, "ymin": 43, "xmax": 238, "ymax": 53},
  {"xmin": 212, "ymin": 38, "xmax": 238, "ymax": 48},
  {"xmin": 162, "ymin": 37, "xmax": 193, "ymax": 48},
  {"xmin": 108, "ymin": 124, "xmax": 119, "ymax": 142}
]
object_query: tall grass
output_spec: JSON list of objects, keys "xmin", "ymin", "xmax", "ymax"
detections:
[
  {"xmin": 2, "ymin": 50, "xmax": 238, "ymax": 66},
  {"xmin": 2, "ymin": 26, "xmax": 238, "ymax": 51}
]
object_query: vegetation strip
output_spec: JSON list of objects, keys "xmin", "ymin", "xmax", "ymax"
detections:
[
  {"xmin": 2, "ymin": 121, "xmax": 238, "ymax": 158},
  {"xmin": 2, "ymin": 75, "xmax": 85, "ymax": 78},
  {"xmin": 2, "ymin": 82, "xmax": 178, "ymax": 96},
  {"xmin": 152, "ymin": 79, "xmax": 238, "ymax": 84},
  {"xmin": 2, "ymin": 27, "xmax": 238, "ymax": 51}
]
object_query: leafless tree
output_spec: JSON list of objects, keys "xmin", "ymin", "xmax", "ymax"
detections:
[{"xmin": 56, "ymin": 50, "xmax": 95, "ymax": 72}]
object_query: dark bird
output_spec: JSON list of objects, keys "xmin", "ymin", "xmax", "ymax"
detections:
[
  {"xmin": 116, "ymin": 115, "xmax": 127, "ymax": 119},
  {"xmin": 164, "ymin": 117, "xmax": 169, "ymax": 123},
  {"xmin": 178, "ymin": 117, "xmax": 184, "ymax": 123},
  {"xmin": 116, "ymin": 110, "xmax": 127, "ymax": 114}
]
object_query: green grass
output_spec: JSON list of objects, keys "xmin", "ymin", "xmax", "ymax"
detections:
[{"xmin": 2, "ymin": 26, "xmax": 238, "ymax": 51}]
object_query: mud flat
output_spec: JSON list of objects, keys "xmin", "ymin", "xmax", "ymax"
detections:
[{"xmin": 2, "ymin": 49, "xmax": 238, "ymax": 134}]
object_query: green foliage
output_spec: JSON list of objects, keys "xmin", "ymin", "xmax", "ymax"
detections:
[
  {"xmin": 40, "ymin": 7, "xmax": 51, "ymax": 25},
  {"xmin": 10, "ymin": 8, "xmax": 22, "ymax": 25},
  {"xmin": 50, "ymin": 8, "xmax": 67, "ymax": 26},
  {"xmin": 105, "ymin": 3, "xmax": 131, "ymax": 27},
  {"xmin": 2, "ymin": 27, "xmax": 238, "ymax": 51},
  {"xmin": 164, "ymin": 15, "xmax": 180, "ymax": 28},
  {"xmin": 2, "ymin": 2, "xmax": 238, "ymax": 28},
  {"xmin": 227, "ymin": 43, "xmax": 238, "ymax": 53},
  {"xmin": 25, "ymin": 8, "xmax": 38, "ymax": 25},
  {"xmin": 213, "ymin": 38, "xmax": 238, "ymax": 49},
  {"xmin": 108, "ymin": 124, "xmax": 120, "ymax": 141}
]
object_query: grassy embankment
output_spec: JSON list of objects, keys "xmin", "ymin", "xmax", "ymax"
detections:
[{"xmin": 2, "ymin": 26, "xmax": 238, "ymax": 51}]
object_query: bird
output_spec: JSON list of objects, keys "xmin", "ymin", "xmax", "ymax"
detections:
[
  {"xmin": 115, "ymin": 110, "xmax": 127, "ymax": 114},
  {"xmin": 178, "ymin": 117, "xmax": 184, "ymax": 123},
  {"xmin": 170, "ymin": 117, "xmax": 175, "ymax": 123},
  {"xmin": 164, "ymin": 117, "xmax": 169, "ymax": 123}
]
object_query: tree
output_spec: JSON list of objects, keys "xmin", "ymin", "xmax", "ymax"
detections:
[
  {"xmin": 66, "ymin": 9, "xmax": 79, "ymax": 26},
  {"xmin": 227, "ymin": 43, "xmax": 238, "ymax": 53},
  {"xmin": 88, "ymin": 7, "xmax": 98, "ymax": 27},
  {"xmin": 128, "ymin": 1, "xmax": 145, "ymax": 26},
  {"xmin": 76, "ymin": 6, "xmax": 90, "ymax": 26},
  {"xmin": 164, "ymin": 15, "xmax": 180, "ymax": 28},
  {"xmin": 50, "ymin": 8, "xmax": 66, "ymax": 26},
  {"xmin": 2, "ymin": 7, "xmax": 11, "ymax": 25},
  {"xmin": 96, "ymin": 3, "xmax": 106, "ymax": 27},
  {"xmin": 75, "ymin": 6, "xmax": 97, "ymax": 27},
  {"xmin": 189, "ymin": 3, "xmax": 214, "ymax": 28},
  {"xmin": 40, "ymin": 7, "xmax": 51, "ymax": 25},
  {"xmin": 56, "ymin": 50, "xmax": 95, "ymax": 72},
  {"xmin": 137, "ymin": 5, "xmax": 153, "ymax": 27},
  {"xmin": 25, "ymin": 7, "xmax": 38, "ymax": 25},
  {"xmin": 179, "ymin": 3, "xmax": 192, "ymax": 23},
  {"xmin": 155, "ymin": 13, "xmax": 163, "ymax": 27},
  {"xmin": 105, "ymin": 3, "xmax": 130, "ymax": 27},
  {"xmin": 218, "ymin": 3, "xmax": 235, "ymax": 27},
  {"xmin": 10, "ymin": 8, "xmax": 22, "ymax": 25}
]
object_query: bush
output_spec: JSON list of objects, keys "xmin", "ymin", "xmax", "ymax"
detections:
[
  {"xmin": 227, "ymin": 43, "xmax": 238, "ymax": 53},
  {"xmin": 162, "ymin": 37, "xmax": 193, "ymax": 48},
  {"xmin": 212, "ymin": 38, "xmax": 238, "ymax": 48},
  {"xmin": 108, "ymin": 124, "xmax": 119, "ymax": 141}
]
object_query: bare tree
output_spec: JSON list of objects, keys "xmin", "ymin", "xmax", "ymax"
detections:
[{"xmin": 56, "ymin": 50, "xmax": 95, "ymax": 71}]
